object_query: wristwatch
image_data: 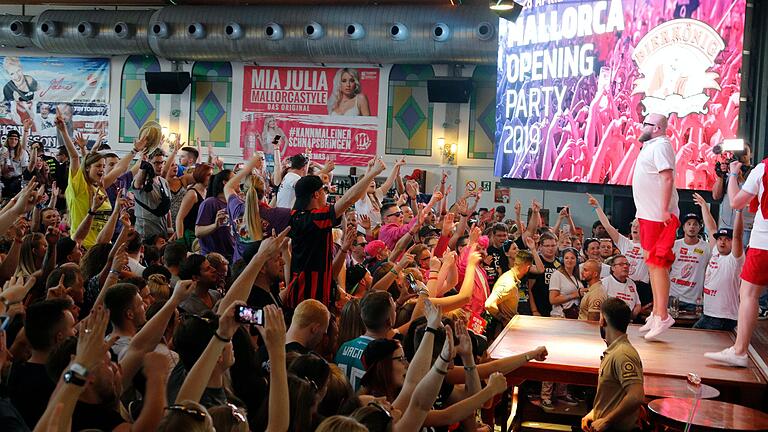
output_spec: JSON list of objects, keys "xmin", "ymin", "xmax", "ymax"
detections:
[{"xmin": 63, "ymin": 363, "xmax": 88, "ymax": 386}]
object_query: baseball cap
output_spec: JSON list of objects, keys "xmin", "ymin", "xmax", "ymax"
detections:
[
  {"xmin": 713, "ymin": 228, "xmax": 733, "ymax": 239},
  {"xmin": 292, "ymin": 175, "xmax": 324, "ymax": 210},
  {"xmin": 418, "ymin": 225, "xmax": 440, "ymax": 238},
  {"xmin": 364, "ymin": 240, "xmax": 387, "ymax": 257},
  {"xmin": 682, "ymin": 213, "xmax": 702, "ymax": 224},
  {"xmin": 6, "ymin": 130, "xmax": 20, "ymax": 138}
]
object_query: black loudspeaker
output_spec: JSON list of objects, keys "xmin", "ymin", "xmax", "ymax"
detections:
[
  {"xmin": 427, "ymin": 78, "xmax": 473, "ymax": 103},
  {"xmin": 145, "ymin": 72, "xmax": 191, "ymax": 94}
]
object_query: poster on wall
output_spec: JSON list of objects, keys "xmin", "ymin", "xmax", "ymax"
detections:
[
  {"xmin": 0, "ymin": 56, "xmax": 110, "ymax": 152},
  {"xmin": 494, "ymin": 0, "xmax": 746, "ymax": 191},
  {"xmin": 241, "ymin": 65, "xmax": 380, "ymax": 166}
]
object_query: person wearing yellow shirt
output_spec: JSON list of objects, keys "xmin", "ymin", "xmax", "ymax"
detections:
[{"xmin": 57, "ymin": 113, "xmax": 145, "ymax": 248}]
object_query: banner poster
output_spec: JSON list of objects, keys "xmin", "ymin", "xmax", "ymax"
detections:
[
  {"xmin": 241, "ymin": 66, "xmax": 380, "ymax": 166},
  {"xmin": 495, "ymin": 0, "xmax": 746, "ymax": 191},
  {"xmin": 0, "ymin": 56, "xmax": 110, "ymax": 153}
]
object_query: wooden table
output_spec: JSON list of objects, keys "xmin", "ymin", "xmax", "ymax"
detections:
[
  {"xmin": 487, "ymin": 316, "xmax": 766, "ymax": 392},
  {"xmin": 643, "ymin": 375, "xmax": 720, "ymax": 399},
  {"xmin": 648, "ymin": 398, "xmax": 768, "ymax": 431}
]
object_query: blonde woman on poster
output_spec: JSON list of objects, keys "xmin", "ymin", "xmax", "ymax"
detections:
[
  {"xmin": 261, "ymin": 116, "xmax": 286, "ymax": 155},
  {"xmin": 327, "ymin": 68, "xmax": 370, "ymax": 117}
]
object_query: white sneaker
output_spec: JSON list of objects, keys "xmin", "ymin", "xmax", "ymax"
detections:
[
  {"xmin": 638, "ymin": 314, "xmax": 656, "ymax": 333},
  {"xmin": 644, "ymin": 315, "xmax": 674, "ymax": 340},
  {"xmin": 704, "ymin": 347, "xmax": 748, "ymax": 368}
]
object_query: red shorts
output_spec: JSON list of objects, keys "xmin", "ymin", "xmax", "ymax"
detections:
[
  {"xmin": 741, "ymin": 247, "xmax": 768, "ymax": 286},
  {"xmin": 638, "ymin": 215, "xmax": 680, "ymax": 269}
]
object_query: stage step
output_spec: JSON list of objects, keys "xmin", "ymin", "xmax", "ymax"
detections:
[{"xmin": 519, "ymin": 421, "xmax": 573, "ymax": 431}]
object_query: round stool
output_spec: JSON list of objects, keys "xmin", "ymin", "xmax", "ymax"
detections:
[
  {"xmin": 644, "ymin": 376, "xmax": 720, "ymax": 400},
  {"xmin": 648, "ymin": 398, "xmax": 768, "ymax": 431}
]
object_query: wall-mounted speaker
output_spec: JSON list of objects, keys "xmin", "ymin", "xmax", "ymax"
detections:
[
  {"xmin": 427, "ymin": 78, "xmax": 473, "ymax": 103},
  {"xmin": 145, "ymin": 72, "xmax": 191, "ymax": 94}
]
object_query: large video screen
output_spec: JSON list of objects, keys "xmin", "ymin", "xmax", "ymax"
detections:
[{"xmin": 494, "ymin": 0, "xmax": 746, "ymax": 190}]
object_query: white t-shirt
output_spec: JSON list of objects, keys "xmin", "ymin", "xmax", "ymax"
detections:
[
  {"xmin": 601, "ymin": 275, "xmax": 640, "ymax": 312},
  {"xmin": 632, "ymin": 136, "xmax": 679, "ymax": 222},
  {"xmin": 355, "ymin": 189, "xmax": 385, "ymax": 228},
  {"xmin": 548, "ymin": 270, "xmax": 581, "ymax": 317},
  {"xmin": 703, "ymin": 249, "xmax": 744, "ymax": 320},
  {"xmin": 741, "ymin": 162, "xmax": 768, "ymax": 250},
  {"xmin": 276, "ymin": 172, "xmax": 301, "ymax": 209},
  {"xmin": 669, "ymin": 238, "xmax": 710, "ymax": 304},
  {"xmin": 616, "ymin": 235, "xmax": 650, "ymax": 284}
]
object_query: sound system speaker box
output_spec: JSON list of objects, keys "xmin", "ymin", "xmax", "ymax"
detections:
[
  {"xmin": 427, "ymin": 78, "xmax": 473, "ymax": 103},
  {"xmin": 145, "ymin": 72, "xmax": 191, "ymax": 94}
]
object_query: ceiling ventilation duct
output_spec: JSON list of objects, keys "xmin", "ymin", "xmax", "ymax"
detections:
[
  {"xmin": 31, "ymin": 9, "xmax": 153, "ymax": 56},
  {"xmin": 6, "ymin": 5, "xmax": 497, "ymax": 64},
  {"xmin": 0, "ymin": 16, "xmax": 35, "ymax": 47}
]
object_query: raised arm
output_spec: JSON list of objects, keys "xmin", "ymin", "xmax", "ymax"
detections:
[
  {"xmin": 55, "ymin": 113, "xmax": 80, "ymax": 175},
  {"xmin": 258, "ymin": 306, "xmax": 290, "ymax": 432},
  {"xmin": 334, "ymin": 158, "xmax": 386, "ymax": 217},
  {"xmin": 377, "ymin": 157, "xmax": 405, "ymax": 196},
  {"xmin": 176, "ymin": 301, "xmax": 241, "ymax": 404},
  {"xmin": 692, "ymin": 193, "xmax": 717, "ymax": 249},
  {"xmin": 103, "ymin": 139, "xmax": 145, "ymax": 189},
  {"xmin": 393, "ymin": 299, "xmax": 440, "ymax": 412},
  {"xmin": 586, "ymin": 193, "xmax": 621, "ymax": 243},
  {"xmin": 727, "ymin": 161, "xmax": 756, "ymax": 210},
  {"xmin": 72, "ymin": 189, "xmax": 107, "ymax": 244},
  {"xmin": 161, "ymin": 138, "xmax": 181, "ymax": 180},
  {"xmin": 732, "ymin": 208, "xmax": 744, "ymax": 258},
  {"xmin": 225, "ymin": 154, "xmax": 262, "ymax": 200},
  {"xmin": 95, "ymin": 193, "xmax": 123, "ymax": 245}
]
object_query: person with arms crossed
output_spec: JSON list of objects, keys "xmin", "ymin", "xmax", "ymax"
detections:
[
  {"xmin": 691, "ymin": 193, "xmax": 744, "ymax": 331},
  {"xmin": 631, "ymin": 113, "xmax": 680, "ymax": 340},
  {"xmin": 706, "ymin": 158, "xmax": 768, "ymax": 367},
  {"xmin": 582, "ymin": 298, "xmax": 644, "ymax": 432},
  {"xmin": 579, "ymin": 259, "xmax": 607, "ymax": 321},
  {"xmin": 601, "ymin": 255, "xmax": 642, "ymax": 320}
]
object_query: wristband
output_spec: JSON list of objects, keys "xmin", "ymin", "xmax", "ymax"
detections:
[
  {"xmin": 525, "ymin": 353, "xmax": 532, "ymax": 362},
  {"xmin": 729, "ymin": 173, "xmax": 739, "ymax": 177},
  {"xmin": 463, "ymin": 365, "xmax": 476, "ymax": 371},
  {"xmin": 389, "ymin": 268, "xmax": 399, "ymax": 276},
  {"xmin": 109, "ymin": 269, "xmax": 120, "ymax": 276},
  {"xmin": 213, "ymin": 332, "xmax": 231, "ymax": 343},
  {"xmin": 439, "ymin": 354, "xmax": 451, "ymax": 363},
  {"xmin": 425, "ymin": 326, "xmax": 439, "ymax": 336},
  {"xmin": 130, "ymin": 148, "xmax": 139, "ymax": 154},
  {"xmin": 434, "ymin": 367, "xmax": 448, "ymax": 375},
  {"xmin": 88, "ymin": 210, "xmax": 97, "ymax": 216}
]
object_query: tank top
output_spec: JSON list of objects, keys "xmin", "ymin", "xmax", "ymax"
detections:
[{"xmin": 183, "ymin": 188, "xmax": 204, "ymax": 232}]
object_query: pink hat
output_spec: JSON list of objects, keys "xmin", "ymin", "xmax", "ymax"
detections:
[{"xmin": 365, "ymin": 240, "xmax": 387, "ymax": 257}]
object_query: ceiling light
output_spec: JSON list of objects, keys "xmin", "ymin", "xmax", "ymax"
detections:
[{"xmin": 490, "ymin": 0, "xmax": 523, "ymax": 22}]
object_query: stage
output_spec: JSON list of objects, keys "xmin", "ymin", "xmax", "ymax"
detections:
[{"xmin": 487, "ymin": 315, "xmax": 767, "ymax": 407}]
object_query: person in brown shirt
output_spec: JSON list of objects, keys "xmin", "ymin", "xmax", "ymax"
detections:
[
  {"xmin": 579, "ymin": 259, "xmax": 607, "ymax": 321},
  {"xmin": 582, "ymin": 298, "xmax": 644, "ymax": 432}
]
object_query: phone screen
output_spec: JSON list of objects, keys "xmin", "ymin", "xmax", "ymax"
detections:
[
  {"xmin": 405, "ymin": 273, "xmax": 417, "ymax": 293},
  {"xmin": 235, "ymin": 305, "xmax": 264, "ymax": 325}
]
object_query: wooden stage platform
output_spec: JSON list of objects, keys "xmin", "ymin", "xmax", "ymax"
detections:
[{"xmin": 487, "ymin": 315, "xmax": 767, "ymax": 407}]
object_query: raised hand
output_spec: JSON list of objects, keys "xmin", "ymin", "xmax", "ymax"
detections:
[
  {"xmin": 423, "ymin": 299, "xmax": 442, "ymax": 330},
  {"xmin": 255, "ymin": 305, "xmax": 287, "ymax": 355},
  {"xmin": 22, "ymin": 117, "xmax": 33, "ymax": 132},
  {"xmin": 2, "ymin": 275, "xmax": 37, "ymax": 304},
  {"xmin": 440, "ymin": 324, "xmax": 457, "ymax": 362},
  {"xmin": 8, "ymin": 216, "xmax": 29, "ymax": 243},
  {"xmin": 257, "ymin": 227, "xmax": 291, "ymax": 260},
  {"xmin": 358, "ymin": 214, "xmax": 372, "ymax": 231},
  {"xmin": 692, "ymin": 192, "xmax": 707, "ymax": 208},
  {"xmin": 75, "ymin": 305, "xmax": 112, "ymax": 369},
  {"xmin": 171, "ymin": 280, "xmax": 196, "ymax": 304},
  {"xmin": 442, "ymin": 250, "xmax": 457, "ymax": 267},
  {"xmin": 74, "ymin": 132, "xmax": 88, "ymax": 154},
  {"xmin": 405, "ymin": 179, "xmax": 419, "ymax": 198},
  {"xmin": 47, "ymin": 274, "xmax": 71, "ymax": 300},
  {"xmin": 441, "ymin": 212, "xmax": 456, "ymax": 237},
  {"xmin": 397, "ymin": 252, "xmax": 414, "ymax": 269},
  {"xmin": 468, "ymin": 251, "xmax": 482, "ymax": 267},
  {"xmin": 454, "ymin": 319, "xmax": 473, "ymax": 359},
  {"xmin": 341, "ymin": 224, "xmax": 356, "ymax": 252},
  {"xmin": 90, "ymin": 188, "xmax": 106, "ymax": 212},
  {"xmin": 217, "ymin": 300, "xmax": 244, "ymax": 340},
  {"xmin": 586, "ymin": 193, "xmax": 600, "ymax": 209},
  {"xmin": 468, "ymin": 224, "xmax": 482, "ymax": 245},
  {"xmin": 45, "ymin": 226, "xmax": 61, "ymax": 247}
]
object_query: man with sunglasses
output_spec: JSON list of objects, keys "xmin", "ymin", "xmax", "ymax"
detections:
[
  {"xmin": 348, "ymin": 233, "xmax": 368, "ymax": 267},
  {"xmin": 632, "ymin": 113, "xmax": 680, "ymax": 340}
]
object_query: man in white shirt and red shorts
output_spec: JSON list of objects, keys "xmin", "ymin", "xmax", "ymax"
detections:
[
  {"xmin": 632, "ymin": 113, "xmax": 680, "ymax": 341},
  {"xmin": 706, "ymin": 157, "xmax": 768, "ymax": 367}
]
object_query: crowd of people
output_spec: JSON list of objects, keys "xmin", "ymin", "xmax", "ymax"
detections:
[{"xmin": 0, "ymin": 108, "xmax": 763, "ymax": 432}]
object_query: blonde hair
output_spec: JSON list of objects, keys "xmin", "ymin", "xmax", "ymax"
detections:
[
  {"xmin": 292, "ymin": 299, "xmax": 330, "ymax": 329},
  {"xmin": 316, "ymin": 415, "xmax": 367, "ymax": 432},
  {"xmin": 243, "ymin": 175, "xmax": 264, "ymax": 241},
  {"xmin": 17, "ymin": 233, "xmax": 44, "ymax": 277},
  {"xmin": 147, "ymin": 274, "xmax": 171, "ymax": 301},
  {"xmin": 209, "ymin": 404, "xmax": 248, "ymax": 432}
]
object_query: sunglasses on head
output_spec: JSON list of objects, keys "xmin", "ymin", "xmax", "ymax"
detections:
[
  {"xmin": 368, "ymin": 402, "xmax": 393, "ymax": 419},
  {"xmin": 642, "ymin": 122, "xmax": 656, "ymax": 127},
  {"xmin": 165, "ymin": 405, "xmax": 207, "ymax": 422},
  {"xmin": 386, "ymin": 211, "xmax": 403, "ymax": 218}
]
